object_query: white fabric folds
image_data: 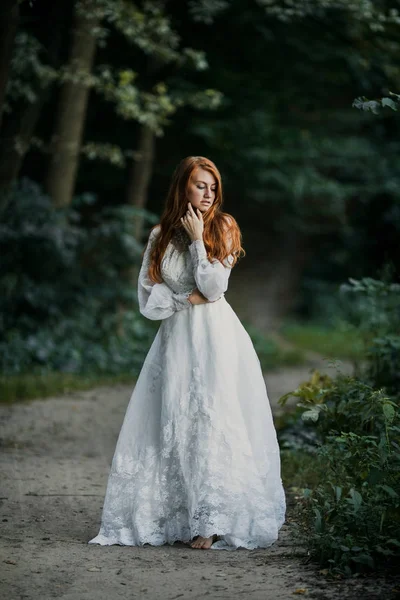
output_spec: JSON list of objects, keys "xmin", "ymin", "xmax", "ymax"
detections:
[{"xmin": 88, "ymin": 224, "xmax": 286, "ymax": 550}]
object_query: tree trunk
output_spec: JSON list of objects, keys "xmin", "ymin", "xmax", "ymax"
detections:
[
  {"xmin": 0, "ymin": 99, "xmax": 44, "ymax": 212},
  {"xmin": 126, "ymin": 124, "xmax": 155, "ymax": 286},
  {"xmin": 0, "ymin": 0, "xmax": 68, "ymax": 212},
  {"xmin": 45, "ymin": 0, "xmax": 99, "ymax": 208},
  {"xmin": 0, "ymin": 0, "xmax": 19, "ymax": 131},
  {"xmin": 116, "ymin": 125, "xmax": 155, "ymax": 336},
  {"xmin": 126, "ymin": 124, "xmax": 156, "ymax": 241}
]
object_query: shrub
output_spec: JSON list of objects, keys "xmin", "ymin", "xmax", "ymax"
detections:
[
  {"xmin": 280, "ymin": 372, "xmax": 400, "ymax": 574},
  {"xmin": 0, "ymin": 178, "xmax": 157, "ymax": 377},
  {"xmin": 340, "ymin": 277, "xmax": 400, "ymax": 397},
  {"xmin": 279, "ymin": 276, "xmax": 400, "ymax": 574}
]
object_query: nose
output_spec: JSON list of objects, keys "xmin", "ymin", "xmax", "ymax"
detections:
[{"xmin": 204, "ymin": 186, "xmax": 211, "ymax": 198}]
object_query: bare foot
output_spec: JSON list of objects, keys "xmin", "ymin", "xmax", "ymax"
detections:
[{"xmin": 190, "ymin": 534, "xmax": 220, "ymax": 549}]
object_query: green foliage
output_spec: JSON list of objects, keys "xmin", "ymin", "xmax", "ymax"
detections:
[
  {"xmin": 0, "ymin": 179, "xmax": 305, "ymax": 398},
  {"xmin": 279, "ymin": 277, "xmax": 400, "ymax": 574},
  {"xmin": 259, "ymin": 0, "xmax": 400, "ymax": 31},
  {"xmin": 244, "ymin": 323, "xmax": 305, "ymax": 370},
  {"xmin": 99, "ymin": 0, "xmax": 182, "ymax": 61},
  {"xmin": 10, "ymin": 0, "xmax": 400, "ymax": 297},
  {"xmin": 0, "ymin": 179, "xmax": 157, "ymax": 378},
  {"xmin": 280, "ymin": 371, "xmax": 394, "ymax": 437},
  {"xmin": 5, "ymin": 1, "xmax": 223, "ymax": 164},
  {"xmin": 188, "ymin": 0, "xmax": 229, "ymax": 24},
  {"xmin": 2, "ymin": 305, "xmax": 156, "ymax": 377},
  {"xmin": 353, "ymin": 93, "xmax": 400, "ymax": 115},
  {"xmin": 0, "ymin": 371, "xmax": 138, "ymax": 404},
  {"xmin": 280, "ymin": 446, "xmax": 323, "ymax": 491},
  {"xmin": 367, "ymin": 335, "xmax": 400, "ymax": 395},
  {"xmin": 281, "ymin": 322, "xmax": 365, "ymax": 361},
  {"xmin": 340, "ymin": 277, "xmax": 400, "ymax": 396},
  {"xmin": 280, "ymin": 373, "xmax": 400, "ymax": 573},
  {"xmin": 176, "ymin": 0, "xmax": 400, "ymax": 319},
  {"xmin": 96, "ymin": 69, "xmax": 223, "ymax": 135},
  {"xmin": 4, "ymin": 32, "xmax": 56, "ymax": 109},
  {"xmin": 81, "ymin": 141, "xmax": 127, "ymax": 167}
]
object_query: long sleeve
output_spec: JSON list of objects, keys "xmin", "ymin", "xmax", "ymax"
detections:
[
  {"xmin": 188, "ymin": 238, "xmax": 234, "ymax": 303},
  {"xmin": 138, "ymin": 227, "xmax": 194, "ymax": 321}
]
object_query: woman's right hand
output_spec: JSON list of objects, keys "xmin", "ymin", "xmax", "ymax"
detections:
[{"xmin": 189, "ymin": 288, "xmax": 217, "ymax": 305}]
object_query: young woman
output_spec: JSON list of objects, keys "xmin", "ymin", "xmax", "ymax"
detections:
[{"xmin": 88, "ymin": 156, "xmax": 286, "ymax": 551}]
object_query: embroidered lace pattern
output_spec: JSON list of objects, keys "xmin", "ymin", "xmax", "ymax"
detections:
[{"xmin": 88, "ymin": 223, "xmax": 286, "ymax": 549}]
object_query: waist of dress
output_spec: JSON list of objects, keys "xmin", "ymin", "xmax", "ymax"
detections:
[{"xmin": 194, "ymin": 293, "xmax": 227, "ymax": 305}]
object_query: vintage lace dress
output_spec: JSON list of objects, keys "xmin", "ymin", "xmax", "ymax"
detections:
[{"xmin": 88, "ymin": 225, "xmax": 286, "ymax": 550}]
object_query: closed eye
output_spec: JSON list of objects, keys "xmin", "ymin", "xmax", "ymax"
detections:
[{"xmin": 197, "ymin": 185, "xmax": 217, "ymax": 191}]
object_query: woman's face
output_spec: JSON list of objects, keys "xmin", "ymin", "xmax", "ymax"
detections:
[{"xmin": 187, "ymin": 167, "xmax": 217, "ymax": 213}]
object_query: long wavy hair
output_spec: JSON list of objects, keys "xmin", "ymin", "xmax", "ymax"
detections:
[{"xmin": 146, "ymin": 156, "xmax": 246, "ymax": 284}]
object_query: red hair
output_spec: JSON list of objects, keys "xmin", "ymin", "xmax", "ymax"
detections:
[{"xmin": 146, "ymin": 156, "xmax": 245, "ymax": 284}]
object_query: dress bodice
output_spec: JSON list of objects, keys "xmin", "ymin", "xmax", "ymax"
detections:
[
  {"xmin": 137, "ymin": 224, "xmax": 234, "ymax": 321},
  {"xmin": 161, "ymin": 242, "xmax": 197, "ymax": 294}
]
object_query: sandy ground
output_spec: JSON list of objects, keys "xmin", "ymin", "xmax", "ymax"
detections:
[{"xmin": 1, "ymin": 359, "xmax": 399, "ymax": 600}]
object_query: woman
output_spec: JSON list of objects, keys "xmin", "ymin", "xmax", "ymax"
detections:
[{"xmin": 88, "ymin": 156, "xmax": 286, "ymax": 551}]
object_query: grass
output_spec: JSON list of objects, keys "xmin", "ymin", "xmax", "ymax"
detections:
[
  {"xmin": 244, "ymin": 322, "xmax": 305, "ymax": 370},
  {"xmin": 2, "ymin": 321, "xmax": 364, "ymax": 403},
  {"xmin": 0, "ymin": 371, "xmax": 137, "ymax": 404},
  {"xmin": 280, "ymin": 321, "xmax": 366, "ymax": 361},
  {"xmin": 280, "ymin": 448, "xmax": 322, "ymax": 491},
  {"xmin": 1, "ymin": 327, "xmax": 304, "ymax": 403}
]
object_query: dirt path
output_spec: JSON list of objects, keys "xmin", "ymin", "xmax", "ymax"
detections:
[{"xmin": 0, "ymin": 361, "xmax": 397, "ymax": 600}]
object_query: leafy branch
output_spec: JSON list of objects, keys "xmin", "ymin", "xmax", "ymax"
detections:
[{"xmin": 352, "ymin": 92, "xmax": 400, "ymax": 115}]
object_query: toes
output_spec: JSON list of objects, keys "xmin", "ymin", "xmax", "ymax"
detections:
[{"xmin": 190, "ymin": 535, "xmax": 216, "ymax": 549}]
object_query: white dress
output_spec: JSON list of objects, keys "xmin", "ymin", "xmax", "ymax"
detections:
[{"xmin": 88, "ymin": 225, "xmax": 286, "ymax": 550}]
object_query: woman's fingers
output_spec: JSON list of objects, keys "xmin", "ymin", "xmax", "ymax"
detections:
[
  {"xmin": 181, "ymin": 204, "xmax": 203, "ymax": 240},
  {"xmin": 185, "ymin": 203, "xmax": 203, "ymax": 222},
  {"xmin": 187, "ymin": 203, "xmax": 200, "ymax": 220}
]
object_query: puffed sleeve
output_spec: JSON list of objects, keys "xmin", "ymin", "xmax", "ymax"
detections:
[
  {"xmin": 188, "ymin": 229, "xmax": 234, "ymax": 303},
  {"xmin": 138, "ymin": 226, "xmax": 194, "ymax": 321}
]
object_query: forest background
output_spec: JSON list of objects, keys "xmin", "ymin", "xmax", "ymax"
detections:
[
  {"xmin": 1, "ymin": 0, "xmax": 400, "ymax": 576},
  {"xmin": 1, "ymin": 0, "xmax": 399, "ymax": 390}
]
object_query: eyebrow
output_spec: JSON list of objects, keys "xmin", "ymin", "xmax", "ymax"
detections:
[{"xmin": 195, "ymin": 180, "xmax": 217, "ymax": 185}]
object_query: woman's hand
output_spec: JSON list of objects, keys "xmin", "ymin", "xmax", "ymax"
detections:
[
  {"xmin": 188, "ymin": 288, "xmax": 220, "ymax": 305},
  {"xmin": 188, "ymin": 289, "xmax": 209, "ymax": 305},
  {"xmin": 180, "ymin": 202, "xmax": 204, "ymax": 242}
]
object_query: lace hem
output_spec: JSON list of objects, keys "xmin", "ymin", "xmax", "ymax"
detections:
[{"xmin": 88, "ymin": 509, "xmax": 285, "ymax": 550}]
